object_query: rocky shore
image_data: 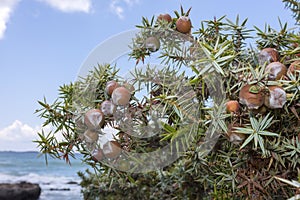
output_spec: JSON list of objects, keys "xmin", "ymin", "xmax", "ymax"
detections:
[{"xmin": 0, "ymin": 181, "xmax": 41, "ymax": 200}]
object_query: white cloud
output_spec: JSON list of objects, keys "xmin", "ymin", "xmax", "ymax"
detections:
[
  {"xmin": 38, "ymin": 0, "xmax": 92, "ymax": 13},
  {"xmin": 0, "ymin": 120, "xmax": 63, "ymax": 151},
  {"xmin": 0, "ymin": 0, "xmax": 92, "ymax": 40},
  {"xmin": 0, "ymin": 0, "xmax": 20, "ymax": 40},
  {"xmin": 109, "ymin": 0, "xmax": 139, "ymax": 19},
  {"xmin": 0, "ymin": 120, "xmax": 40, "ymax": 151},
  {"xmin": 123, "ymin": 0, "xmax": 139, "ymax": 7},
  {"xmin": 0, "ymin": 120, "xmax": 123, "ymax": 152},
  {"xmin": 110, "ymin": 0, "xmax": 124, "ymax": 19}
]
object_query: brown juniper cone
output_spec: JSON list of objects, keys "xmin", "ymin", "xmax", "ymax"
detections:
[
  {"xmin": 226, "ymin": 123, "xmax": 246, "ymax": 145},
  {"xmin": 264, "ymin": 85, "xmax": 287, "ymax": 109},
  {"xmin": 288, "ymin": 60, "xmax": 300, "ymax": 75},
  {"xmin": 100, "ymin": 100, "xmax": 116, "ymax": 116},
  {"xmin": 265, "ymin": 62, "xmax": 287, "ymax": 81},
  {"xmin": 157, "ymin": 13, "xmax": 172, "ymax": 23},
  {"xmin": 83, "ymin": 129, "xmax": 99, "ymax": 143},
  {"xmin": 258, "ymin": 47, "xmax": 279, "ymax": 64},
  {"xmin": 239, "ymin": 84, "xmax": 264, "ymax": 110},
  {"xmin": 91, "ymin": 148, "xmax": 104, "ymax": 161},
  {"xmin": 84, "ymin": 109, "xmax": 105, "ymax": 130},
  {"xmin": 112, "ymin": 86, "xmax": 132, "ymax": 106},
  {"xmin": 176, "ymin": 16, "xmax": 192, "ymax": 34},
  {"xmin": 102, "ymin": 140, "xmax": 122, "ymax": 159},
  {"xmin": 105, "ymin": 80, "xmax": 119, "ymax": 96},
  {"xmin": 226, "ymin": 100, "xmax": 240, "ymax": 113},
  {"xmin": 145, "ymin": 36, "xmax": 160, "ymax": 52}
]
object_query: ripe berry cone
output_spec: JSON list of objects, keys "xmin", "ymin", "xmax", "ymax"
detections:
[
  {"xmin": 103, "ymin": 141, "xmax": 122, "ymax": 159},
  {"xmin": 288, "ymin": 60, "xmax": 300, "ymax": 75},
  {"xmin": 265, "ymin": 62, "xmax": 287, "ymax": 80},
  {"xmin": 259, "ymin": 48, "xmax": 279, "ymax": 64},
  {"xmin": 84, "ymin": 109, "xmax": 105, "ymax": 130},
  {"xmin": 227, "ymin": 123, "xmax": 246, "ymax": 145},
  {"xmin": 157, "ymin": 14, "xmax": 172, "ymax": 23},
  {"xmin": 239, "ymin": 84, "xmax": 264, "ymax": 110},
  {"xmin": 176, "ymin": 16, "xmax": 192, "ymax": 34},
  {"xmin": 105, "ymin": 80, "xmax": 119, "ymax": 96},
  {"xmin": 112, "ymin": 86, "xmax": 131, "ymax": 106},
  {"xmin": 264, "ymin": 86, "xmax": 287, "ymax": 109},
  {"xmin": 226, "ymin": 100, "xmax": 240, "ymax": 113}
]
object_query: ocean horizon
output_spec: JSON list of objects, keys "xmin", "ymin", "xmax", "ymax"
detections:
[{"xmin": 0, "ymin": 151, "xmax": 89, "ymax": 200}]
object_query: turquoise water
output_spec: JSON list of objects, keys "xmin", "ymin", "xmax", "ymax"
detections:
[{"xmin": 0, "ymin": 151, "xmax": 88, "ymax": 200}]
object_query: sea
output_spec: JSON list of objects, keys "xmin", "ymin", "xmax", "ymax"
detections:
[{"xmin": 0, "ymin": 151, "xmax": 90, "ymax": 200}]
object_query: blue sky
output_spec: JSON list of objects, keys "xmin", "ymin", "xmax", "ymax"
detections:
[{"xmin": 0, "ymin": 0, "xmax": 297, "ymax": 151}]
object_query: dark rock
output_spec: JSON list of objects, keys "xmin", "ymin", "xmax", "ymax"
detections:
[
  {"xmin": 49, "ymin": 188, "xmax": 70, "ymax": 191},
  {"xmin": 0, "ymin": 181, "xmax": 41, "ymax": 200},
  {"xmin": 66, "ymin": 181, "xmax": 78, "ymax": 185}
]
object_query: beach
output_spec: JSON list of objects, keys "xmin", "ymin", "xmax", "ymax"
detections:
[{"xmin": 0, "ymin": 151, "xmax": 88, "ymax": 200}]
